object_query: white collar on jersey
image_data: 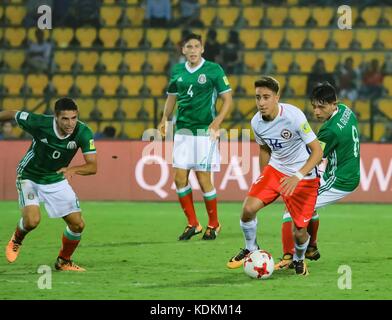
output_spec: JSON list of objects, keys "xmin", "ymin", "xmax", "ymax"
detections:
[
  {"xmin": 53, "ymin": 118, "xmax": 71, "ymax": 140},
  {"xmin": 185, "ymin": 58, "xmax": 205, "ymax": 73},
  {"xmin": 258, "ymin": 103, "xmax": 282, "ymax": 122}
]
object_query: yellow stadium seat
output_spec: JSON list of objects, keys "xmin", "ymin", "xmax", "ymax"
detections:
[
  {"xmin": 383, "ymin": 7, "xmax": 392, "ymax": 25},
  {"xmin": 27, "ymin": 28, "xmax": 50, "ymax": 42},
  {"xmin": 121, "ymin": 28, "xmax": 143, "ymax": 48},
  {"xmin": 53, "ymin": 28, "xmax": 74, "ymax": 48},
  {"xmin": 308, "ymin": 30, "xmax": 329, "ymax": 49},
  {"xmin": 362, "ymin": 52, "xmax": 384, "ymax": 66},
  {"xmin": 75, "ymin": 75, "xmax": 98, "ymax": 95},
  {"xmin": 284, "ymin": 98, "xmax": 307, "ymax": 111},
  {"xmin": 2, "ymin": 98, "xmax": 24, "ymax": 110},
  {"xmin": 97, "ymin": 99, "xmax": 118, "ymax": 119},
  {"xmin": 0, "ymin": 7, "xmax": 3, "ymax": 20},
  {"xmin": 76, "ymin": 51, "xmax": 99, "ymax": 72},
  {"xmin": 261, "ymin": 30, "xmax": 284, "ymax": 49},
  {"xmin": 52, "ymin": 75, "xmax": 74, "ymax": 96},
  {"xmin": 146, "ymin": 75, "xmax": 167, "ymax": 96},
  {"xmin": 168, "ymin": 29, "xmax": 181, "ymax": 45},
  {"xmin": 217, "ymin": 0, "xmax": 230, "ymax": 5},
  {"xmin": 125, "ymin": 7, "xmax": 144, "ymax": 26},
  {"xmin": 124, "ymin": 121, "xmax": 151, "ymax": 139},
  {"xmin": 294, "ymin": 52, "xmax": 317, "ymax": 73},
  {"xmin": 272, "ymin": 52, "xmax": 293, "ymax": 73},
  {"xmin": 26, "ymin": 74, "xmax": 48, "ymax": 95},
  {"xmin": 100, "ymin": 6, "xmax": 122, "ymax": 26},
  {"xmin": 361, "ymin": 7, "xmax": 381, "ymax": 26},
  {"xmin": 28, "ymin": 99, "xmax": 47, "ymax": 114},
  {"xmin": 3, "ymin": 74, "xmax": 24, "ymax": 95},
  {"xmin": 200, "ymin": 7, "xmax": 216, "ymax": 26},
  {"xmin": 236, "ymin": 98, "xmax": 256, "ymax": 116},
  {"xmin": 76, "ymin": 98, "xmax": 96, "ymax": 119},
  {"xmin": 266, "ymin": 7, "xmax": 288, "ymax": 27},
  {"xmin": 239, "ymin": 75, "xmax": 258, "ymax": 95},
  {"xmin": 98, "ymin": 121, "xmax": 123, "ymax": 136},
  {"xmin": 146, "ymin": 29, "xmax": 168, "ymax": 48},
  {"xmin": 216, "ymin": 29, "xmax": 228, "ymax": 44},
  {"xmin": 147, "ymin": 52, "xmax": 169, "ymax": 73},
  {"xmin": 99, "ymin": 28, "xmax": 120, "ymax": 48},
  {"xmin": 383, "ymin": 76, "xmax": 392, "ymax": 96},
  {"xmin": 5, "ymin": 6, "xmax": 26, "ymax": 25},
  {"xmin": 318, "ymin": 52, "xmax": 339, "ymax": 72},
  {"xmin": 75, "ymin": 28, "xmax": 97, "ymax": 48},
  {"xmin": 289, "ymin": 7, "xmax": 310, "ymax": 27},
  {"xmin": 379, "ymin": 30, "xmax": 392, "ymax": 49},
  {"xmin": 285, "ymin": 29, "xmax": 306, "ymax": 49},
  {"xmin": 54, "ymin": 51, "xmax": 76, "ymax": 72},
  {"xmin": 85, "ymin": 121, "xmax": 98, "ymax": 133},
  {"xmin": 101, "ymin": 52, "xmax": 122, "ymax": 72},
  {"xmin": 4, "ymin": 28, "xmax": 26, "ymax": 47},
  {"xmin": 124, "ymin": 52, "xmax": 145, "ymax": 73},
  {"xmin": 243, "ymin": 52, "xmax": 264, "ymax": 73},
  {"xmin": 288, "ymin": 75, "xmax": 307, "ymax": 96},
  {"xmin": 217, "ymin": 8, "xmax": 239, "ymax": 27},
  {"xmin": 4, "ymin": 50, "xmax": 25, "ymax": 71},
  {"xmin": 378, "ymin": 99, "xmax": 392, "ymax": 119},
  {"xmin": 332, "ymin": 29, "xmax": 353, "ymax": 49},
  {"xmin": 239, "ymin": 30, "xmax": 261, "ymax": 49},
  {"xmin": 355, "ymin": 29, "xmax": 377, "ymax": 49},
  {"xmin": 120, "ymin": 99, "xmax": 144, "ymax": 119},
  {"xmin": 122, "ymin": 75, "xmax": 144, "ymax": 96},
  {"xmin": 243, "ymin": 7, "xmax": 264, "ymax": 27},
  {"xmin": 227, "ymin": 75, "xmax": 239, "ymax": 93},
  {"xmin": 98, "ymin": 75, "xmax": 121, "ymax": 96},
  {"xmin": 354, "ymin": 99, "xmax": 370, "ymax": 121},
  {"xmin": 373, "ymin": 122, "xmax": 385, "ymax": 141},
  {"xmin": 312, "ymin": 7, "xmax": 334, "ymax": 27}
]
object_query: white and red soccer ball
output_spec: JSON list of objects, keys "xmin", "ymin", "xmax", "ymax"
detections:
[{"xmin": 243, "ymin": 250, "xmax": 274, "ymax": 280}]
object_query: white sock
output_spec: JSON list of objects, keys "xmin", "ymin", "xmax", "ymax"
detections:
[
  {"xmin": 294, "ymin": 235, "xmax": 310, "ymax": 261},
  {"xmin": 240, "ymin": 219, "xmax": 259, "ymax": 252},
  {"xmin": 18, "ymin": 218, "xmax": 26, "ymax": 232}
]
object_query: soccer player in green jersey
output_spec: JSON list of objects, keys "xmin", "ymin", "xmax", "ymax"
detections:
[
  {"xmin": 275, "ymin": 82, "xmax": 361, "ymax": 270},
  {"xmin": 158, "ymin": 33, "xmax": 232, "ymax": 241},
  {"xmin": 0, "ymin": 98, "xmax": 97, "ymax": 271}
]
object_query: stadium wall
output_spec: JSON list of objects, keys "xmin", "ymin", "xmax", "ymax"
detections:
[{"xmin": 0, "ymin": 141, "xmax": 391, "ymax": 203}]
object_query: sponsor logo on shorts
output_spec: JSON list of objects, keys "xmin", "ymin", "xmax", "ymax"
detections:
[
  {"xmin": 198, "ymin": 74, "xmax": 207, "ymax": 84},
  {"xmin": 281, "ymin": 129, "xmax": 293, "ymax": 140}
]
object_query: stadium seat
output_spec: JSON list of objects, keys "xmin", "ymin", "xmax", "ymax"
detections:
[
  {"xmin": 308, "ymin": 30, "xmax": 329, "ymax": 49},
  {"xmin": 379, "ymin": 30, "xmax": 392, "ymax": 49},
  {"xmin": 355, "ymin": 29, "xmax": 377, "ymax": 50},
  {"xmin": 3, "ymin": 50, "xmax": 25, "ymax": 71},
  {"xmin": 27, "ymin": 28, "xmax": 50, "ymax": 42},
  {"xmin": 100, "ymin": 6, "xmax": 122, "ymax": 27},
  {"xmin": 200, "ymin": 7, "xmax": 216, "ymax": 26},
  {"xmin": 217, "ymin": 7, "xmax": 239, "ymax": 27},
  {"xmin": 4, "ymin": 28, "xmax": 26, "ymax": 47},
  {"xmin": 75, "ymin": 28, "xmax": 97, "ymax": 48},
  {"xmin": 288, "ymin": 7, "xmax": 310, "ymax": 27},
  {"xmin": 272, "ymin": 52, "xmax": 293, "ymax": 73},
  {"xmin": 26, "ymin": 98, "xmax": 45, "ymax": 113},
  {"xmin": 122, "ymin": 75, "xmax": 144, "ymax": 96},
  {"xmin": 76, "ymin": 51, "xmax": 99, "ymax": 72},
  {"xmin": 354, "ymin": 99, "xmax": 370, "ymax": 121},
  {"xmin": 0, "ymin": 7, "xmax": 3, "ymax": 21},
  {"xmin": 318, "ymin": 52, "xmax": 339, "ymax": 72},
  {"xmin": 124, "ymin": 121, "xmax": 152, "ymax": 139},
  {"xmin": 146, "ymin": 75, "xmax": 167, "ymax": 96},
  {"xmin": 75, "ymin": 75, "xmax": 98, "ymax": 96},
  {"xmin": 167, "ymin": 29, "xmax": 181, "ymax": 46},
  {"xmin": 285, "ymin": 29, "xmax": 306, "ymax": 49},
  {"xmin": 373, "ymin": 122, "xmax": 386, "ymax": 141},
  {"xmin": 332, "ymin": 29, "xmax": 353, "ymax": 49},
  {"xmin": 121, "ymin": 28, "xmax": 143, "ymax": 48},
  {"xmin": 239, "ymin": 30, "xmax": 261, "ymax": 49},
  {"xmin": 284, "ymin": 98, "xmax": 307, "ymax": 111},
  {"xmin": 361, "ymin": 7, "xmax": 381, "ymax": 26},
  {"xmin": 146, "ymin": 29, "xmax": 168, "ymax": 49},
  {"xmin": 123, "ymin": 52, "xmax": 145, "ymax": 73},
  {"xmin": 5, "ymin": 6, "xmax": 26, "ymax": 25},
  {"xmin": 288, "ymin": 75, "xmax": 307, "ymax": 96},
  {"xmin": 52, "ymin": 28, "xmax": 74, "ymax": 48},
  {"xmin": 52, "ymin": 75, "xmax": 74, "ymax": 96},
  {"xmin": 2, "ymin": 98, "xmax": 24, "ymax": 110},
  {"xmin": 383, "ymin": 76, "xmax": 392, "ymax": 96},
  {"xmin": 227, "ymin": 75, "xmax": 239, "ymax": 93},
  {"xmin": 243, "ymin": 7, "xmax": 264, "ymax": 27},
  {"xmin": 311, "ymin": 7, "xmax": 334, "ymax": 27},
  {"xmin": 97, "ymin": 99, "xmax": 118, "ymax": 119},
  {"xmin": 339, "ymin": 51, "xmax": 362, "ymax": 68},
  {"xmin": 294, "ymin": 52, "xmax": 317, "ymax": 73},
  {"xmin": 98, "ymin": 121, "xmax": 123, "ymax": 137},
  {"xmin": 383, "ymin": 7, "xmax": 392, "ymax": 25},
  {"xmin": 261, "ymin": 30, "xmax": 284, "ymax": 49},
  {"xmin": 3, "ymin": 74, "xmax": 24, "ymax": 95},
  {"xmin": 54, "ymin": 51, "xmax": 76, "ymax": 72},
  {"xmin": 147, "ymin": 52, "xmax": 169, "ymax": 73},
  {"xmin": 362, "ymin": 52, "xmax": 384, "ymax": 66},
  {"xmin": 101, "ymin": 52, "xmax": 122, "ymax": 72},
  {"xmin": 125, "ymin": 7, "xmax": 144, "ymax": 26},
  {"xmin": 76, "ymin": 98, "xmax": 96, "ymax": 119},
  {"xmin": 216, "ymin": 29, "xmax": 228, "ymax": 43},
  {"xmin": 378, "ymin": 99, "xmax": 392, "ymax": 119},
  {"xmin": 266, "ymin": 7, "xmax": 288, "ymax": 27},
  {"xmin": 98, "ymin": 75, "xmax": 121, "ymax": 96},
  {"xmin": 244, "ymin": 51, "xmax": 264, "ymax": 72},
  {"xmin": 236, "ymin": 98, "xmax": 256, "ymax": 117},
  {"xmin": 26, "ymin": 74, "xmax": 48, "ymax": 95},
  {"xmin": 99, "ymin": 28, "xmax": 120, "ymax": 48},
  {"xmin": 239, "ymin": 75, "xmax": 258, "ymax": 95}
]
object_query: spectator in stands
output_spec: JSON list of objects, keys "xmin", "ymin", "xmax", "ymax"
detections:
[
  {"xmin": 25, "ymin": 29, "xmax": 53, "ymax": 73},
  {"xmin": 68, "ymin": 0, "xmax": 101, "ymax": 28},
  {"xmin": 306, "ymin": 59, "xmax": 336, "ymax": 95},
  {"xmin": 144, "ymin": 0, "xmax": 172, "ymax": 28},
  {"xmin": 177, "ymin": 0, "xmax": 204, "ymax": 28},
  {"xmin": 0, "ymin": 121, "xmax": 17, "ymax": 140},
  {"xmin": 203, "ymin": 29, "xmax": 221, "ymax": 63},
  {"xmin": 94, "ymin": 125, "xmax": 116, "ymax": 140},
  {"xmin": 220, "ymin": 30, "xmax": 244, "ymax": 74},
  {"xmin": 360, "ymin": 59, "xmax": 384, "ymax": 99},
  {"xmin": 380, "ymin": 123, "xmax": 392, "ymax": 143},
  {"xmin": 337, "ymin": 57, "xmax": 361, "ymax": 101},
  {"xmin": 260, "ymin": 52, "xmax": 277, "ymax": 74}
]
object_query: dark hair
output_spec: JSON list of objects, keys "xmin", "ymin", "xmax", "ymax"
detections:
[
  {"xmin": 54, "ymin": 97, "xmax": 78, "ymax": 115},
  {"xmin": 254, "ymin": 76, "xmax": 280, "ymax": 94},
  {"xmin": 182, "ymin": 33, "xmax": 202, "ymax": 46},
  {"xmin": 310, "ymin": 82, "xmax": 337, "ymax": 105}
]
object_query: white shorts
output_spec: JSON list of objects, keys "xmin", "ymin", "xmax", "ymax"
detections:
[
  {"xmin": 315, "ymin": 182, "xmax": 352, "ymax": 209},
  {"xmin": 16, "ymin": 179, "xmax": 81, "ymax": 218},
  {"xmin": 173, "ymin": 134, "xmax": 220, "ymax": 172}
]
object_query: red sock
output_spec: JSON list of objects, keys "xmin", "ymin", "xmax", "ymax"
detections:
[
  {"xmin": 58, "ymin": 231, "xmax": 81, "ymax": 260},
  {"xmin": 177, "ymin": 187, "xmax": 198, "ymax": 226},
  {"xmin": 204, "ymin": 195, "xmax": 218, "ymax": 228},
  {"xmin": 282, "ymin": 220, "xmax": 295, "ymax": 255},
  {"xmin": 307, "ymin": 218, "xmax": 319, "ymax": 247},
  {"xmin": 14, "ymin": 219, "xmax": 29, "ymax": 243}
]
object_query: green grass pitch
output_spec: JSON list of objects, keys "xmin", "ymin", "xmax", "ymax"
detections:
[{"xmin": 0, "ymin": 201, "xmax": 391, "ymax": 300}]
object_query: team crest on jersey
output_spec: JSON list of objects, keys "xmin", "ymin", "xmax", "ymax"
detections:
[
  {"xmin": 67, "ymin": 141, "xmax": 77, "ymax": 149},
  {"xmin": 198, "ymin": 74, "xmax": 207, "ymax": 84},
  {"xmin": 281, "ymin": 129, "xmax": 293, "ymax": 140}
]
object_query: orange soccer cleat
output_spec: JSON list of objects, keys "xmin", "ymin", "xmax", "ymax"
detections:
[
  {"xmin": 54, "ymin": 257, "xmax": 86, "ymax": 272},
  {"xmin": 5, "ymin": 233, "xmax": 22, "ymax": 263}
]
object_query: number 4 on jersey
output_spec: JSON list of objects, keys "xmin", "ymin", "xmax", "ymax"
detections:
[{"xmin": 187, "ymin": 84, "xmax": 193, "ymax": 97}]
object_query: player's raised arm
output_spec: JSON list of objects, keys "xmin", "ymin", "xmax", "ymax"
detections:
[
  {"xmin": 158, "ymin": 93, "xmax": 177, "ymax": 138},
  {"xmin": 0, "ymin": 110, "xmax": 18, "ymax": 121}
]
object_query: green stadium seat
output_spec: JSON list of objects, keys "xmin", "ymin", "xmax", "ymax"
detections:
[
  {"xmin": 100, "ymin": 6, "xmax": 122, "ymax": 27},
  {"xmin": 99, "ymin": 28, "xmax": 120, "ymax": 48}
]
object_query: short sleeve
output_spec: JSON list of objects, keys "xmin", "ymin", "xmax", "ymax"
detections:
[
  {"xmin": 317, "ymin": 127, "xmax": 338, "ymax": 158},
  {"xmin": 166, "ymin": 66, "xmax": 178, "ymax": 95},
  {"xmin": 251, "ymin": 119, "xmax": 265, "ymax": 145},
  {"xmin": 14, "ymin": 111, "xmax": 43, "ymax": 136},
  {"xmin": 213, "ymin": 64, "xmax": 232, "ymax": 95},
  {"xmin": 79, "ymin": 126, "xmax": 97, "ymax": 154},
  {"xmin": 295, "ymin": 110, "xmax": 317, "ymax": 144}
]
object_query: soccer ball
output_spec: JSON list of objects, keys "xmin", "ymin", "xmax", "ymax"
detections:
[{"xmin": 243, "ymin": 250, "xmax": 274, "ymax": 280}]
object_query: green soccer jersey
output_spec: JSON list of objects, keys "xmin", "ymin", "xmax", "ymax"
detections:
[
  {"xmin": 167, "ymin": 59, "xmax": 231, "ymax": 135},
  {"xmin": 15, "ymin": 111, "xmax": 96, "ymax": 184},
  {"xmin": 317, "ymin": 103, "xmax": 360, "ymax": 192}
]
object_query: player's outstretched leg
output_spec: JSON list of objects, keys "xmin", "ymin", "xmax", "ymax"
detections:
[
  {"xmin": 275, "ymin": 212, "xmax": 295, "ymax": 270},
  {"xmin": 305, "ymin": 212, "xmax": 321, "ymax": 260},
  {"xmin": 293, "ymin": 227, "xmax": 310, "ymax": 276},
  {"xmin": 176, "ymin": 184, "xmax": 201, "ymax": 240}
]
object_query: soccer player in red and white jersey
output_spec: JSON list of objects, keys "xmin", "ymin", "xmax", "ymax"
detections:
[{"xmin": 227, "ymin": 76, "xmax": 323, "ymax": 275}]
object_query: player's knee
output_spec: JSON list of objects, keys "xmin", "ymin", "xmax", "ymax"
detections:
[
  {"xmin": 241, "ymin": 205, "xmax": 257, "ymax": 222},
  {"xmin": 24, "ymin": 216, "xmax": 40, "ymax": 230},
  {"xmin": 174, "ymin": 176, "xmax": 188, "ymax": 189},
  {"xmin": 69, "ymin": 221, "xmax": 85, "ymax": 233}
]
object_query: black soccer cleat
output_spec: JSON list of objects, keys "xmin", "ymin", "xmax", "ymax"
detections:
[
  {"xmin": 305, "ymin": 245, "xmax": 321, "ymax": 261},
  {"xmin": 293, "ymin": 259, "xmax": 309, "ymax": 276},
  {"xmin": 202, "ymin": 224, "xmax": 221, "ymax": 240},
  {"xmin": 178, "ymin": 224, "xmax": 203, "ymax": 240}
]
